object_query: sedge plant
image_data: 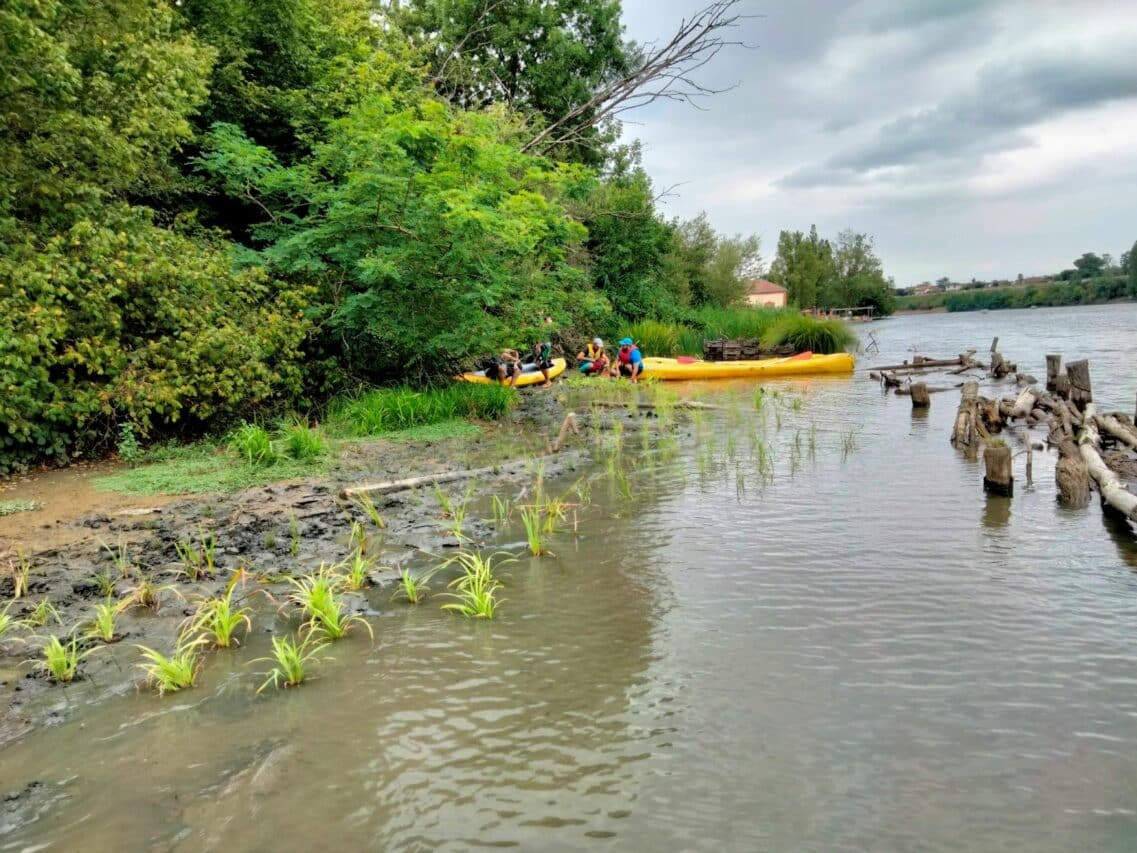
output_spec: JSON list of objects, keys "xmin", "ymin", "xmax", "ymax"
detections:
[
  {"xmin": 440, "ymin": 552, "xmax": 509, "ymax": 619},
  {"xmin": 0, "ymin": 602, "xmax": 27, "ymax": 643},
  {"xmin": 36, "ymin": 634, "xmax": 99, "ymax": 683},
  {"xmin": 26, "ymin": 598, "xmax": 61, "ymax": 628},
  {"xmin": 185, "ymin": 575, "xmax": 252, "ymax": 649},
  {"xmin": 337, "ymin": 547, "xmax": 375, "ymax": 592},
  {"xmin": 136, "ymin": 636, "xmax": 207, "ymax": 695},
  {"xmin": 351, "ymin": 492, "xmax": 387, "ymax": 530},
  {"xmin": 287, "ymin": 567, "xmax": 373, "ymax": 641},
  {"xmin": 87, "ymin": 595, "xmax": 119, "ymax": 643},
  {"xmin": 254, "ymin": 633, "xmax": 329, "ymax": 693},
  {"xmin": 518, "ymin": 503, "xmax": 547, "ymax": 557}
]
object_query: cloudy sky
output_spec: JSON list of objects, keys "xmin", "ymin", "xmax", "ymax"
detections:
[{"xmin": 618, "ymin": 0, "xmax": 1137, "ymax": 285}]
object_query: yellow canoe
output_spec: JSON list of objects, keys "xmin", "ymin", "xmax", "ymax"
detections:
[
  {"xmin": 456, "ymin": 358, "xmax": 567, "ymax": 387},
  {"xmin": 641, "ymin": 352, "xmax": 854, "ymax": 380}
]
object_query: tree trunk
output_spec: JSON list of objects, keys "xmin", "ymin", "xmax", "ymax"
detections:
[
  {"xmin": 1056, "ymin": 455, "xmax": 1090, "ymax": 506},
  {"xmin": 951, "ymin": 381, "xmax": 979, "ymax": 447},
  {"xmin": 1045, "ymin": 354, "xmax": 1062, "ymax": 392},
  {"xmin": 983, "ymin": 443, "xmax": 1014, "ymax": 496},
  {"xmin": 1010, "ymin": 387, "xmax": 1037, "ymax": 419},
  {"xmin": 1067, "ymin": 359, "xmax": 1092, "ymax": 408},
  {"xmin": 910, "ymin": 382, "xmax": 931, "ymax": 408},
  {"xmin": 1095, "ymin": 412, "xmax": 1137, "ymax": 452}
]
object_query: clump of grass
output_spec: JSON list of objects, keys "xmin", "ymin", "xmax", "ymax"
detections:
[
  {"xmin": 10, "ymin": 552, "xmax": 33, "ymax": 600},
  {"xmin": 100, "ymin": 538, "xmax": 134, "ymax": 578},
  {"xmin": 26, "ymin": 598, "xmax": 61, "ymax": 628},
  {"xmin": 624, "ymin": 320, "xmax": 680, "ymax": 357},
  {"xmin": 393, "ymin": 568, "xmax": 430, "ymax": 604},
  {"xmin": 337, "ymin": 547, "xmax": 374, "ymax": 592},
  {"xmin": 87, "ymin": 595, "xmax": 119, "ymax": 643},
  {"xmin": 90, "ymin": 568, "xmax": 117, "ymax": 597},
  {"xmin": 518, "ymin": 504, "xmax": 548, "ymax": 557},
  {"xmin": 254, "ymin": 633, "xmax": 328, "ymax": 693},
  {"xmin": 121, "ymin": 574, "xmax": 178, "ymax": 612},
  {"xmin": 694, "ymin": 305, "xmax": 782, "ymax": 340},
  {"xmin": 348, "ymin": 520, "xmax": 371, "ymax": 556},
  {"xmin": 0, "ymin": 602, "xmax": 28, "ymax": 643},
  {"xmin": 441, "ymin": 552, "xmax": 508, "ymax": 619},
  {"xmin": 174, "ymin": 527, "xmax": 217, "ymax": 580},
  {"xmin": 185, "ymin": 578, "xmax": 252, "ymax": 649},
  {"xmin": 280, "ymin": 422, "xmax": 327, "ymax": 460},
  {"xmin": 331, "ymin": 384, "xmax": 516, "ymax": 436},
  {"xmin": 228, "ymin": 423, "xmax": 277, "ymax": 466},
  {"xmin": 36, "ymin": 634, "xmax": 99, "ymax": 683},
  {"xmin": 136, "ymin": 637, "xmax": 206, "ymax": 695},
  {"xmin": 287, "ymin": 567, "xmax": 373, "ymax": 641},
  {"xmin": 841, "ymin": 428, "xmax": 859, "ymax": 460},
  {"xmin": 760, "ymin": 313, "xmax": 857, "ymax": 354}
]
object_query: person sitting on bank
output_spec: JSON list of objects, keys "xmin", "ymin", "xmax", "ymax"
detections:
[
  {"xmin": 576, "ymin": 337, "xmax": 609, "ymax": 375},
  {"xmin": 613, "ymin": 337, "xmax": 644, "ymax": 383},
  {"xmin": 533, "ymin": 337, "xmax": 554, "ymax": 388},
  {"xmin": 481, "ymin": 349, "xmax": 522, "ymax": 386}
]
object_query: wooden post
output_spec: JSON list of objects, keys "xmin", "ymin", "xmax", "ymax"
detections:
[
  {"xmin": 1045, "ymin": 354, "xmax": 1062, "ymax": 392},
  {"xmin": 1133, "ymin": 390, "xmax": 1136, "ymax": 424},
  {"xmin": 983, "ymin": 443, "xmax": 1013, "ymax": 496},
  {"xmin": 990, "ymin": 336, "xmax": 999, "ymax": 353},
  {"xmin": 951, "ymin": 381, "xmax": 979, "ymax": 447},
  {"xmin": 910, "ymin": 382, "xmax": 931, "ymax": 408},
  {"xmin": 1025, "ymin": 443, "xmax": 1033, "ymax": 487},
  {"xmin": 1066, "ymin": 359, "xmax": 1092, "ymax": 408},
  {"xmin": 1054, "ymin": 373, "xmax": 1070, "ymax": 399}
]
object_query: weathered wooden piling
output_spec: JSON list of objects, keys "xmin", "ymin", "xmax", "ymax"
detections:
[
  {"xmin": 951, "ymin": 381, "xmax": 980, "ymax": 447},
  {"xmin": 910, "ymin": 382, "xmax": 931, "ymax": 408},
  {"xmin": 1066, "ymin": 359, "xmax": 1092, "ymax": 408},
  {"xmin": 983, "ymin": 443, "xmax": 1014, "ymax": 496},
  {"xmin": 1055, "ymin": 449, "xmax": 1091, "ymax": 506},
  {"xmin": 1045, "ymin": 354, "xmax": 1062, "ymax": 392}
]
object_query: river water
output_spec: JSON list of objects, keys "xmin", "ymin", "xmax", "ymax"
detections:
[{"xmin": 3, "ymin": 304, "xmax": 1137, "ymax": 851}]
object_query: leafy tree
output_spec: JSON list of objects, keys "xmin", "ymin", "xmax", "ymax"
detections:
[
  {"xmin": 1127, "ymin": 241, "xmax": 1137, "ymax": 298},
  {"xmin": 1072, "ymin": 252, "xmax": 1105, "ymax": 279},
  {"xmin": 669, "ymin": 213, "xmax": 760, "ymax": 308},
  {"xmin": 199, "ymin": 98, "xmax": 597, "ymax": 381},
  {"xmin": 769, "ymin": 226, "xmax": 834, "ymax": 309},
  {"xmin": 392, "ymin": 0, "xmax": 630, "ymax": 164}
]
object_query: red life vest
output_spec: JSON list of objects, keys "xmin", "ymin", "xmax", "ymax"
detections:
[{"xmin": 618, "ymin": 345, "xmax": 634, "ymax": 364}]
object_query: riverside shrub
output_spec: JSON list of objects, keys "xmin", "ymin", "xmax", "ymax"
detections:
[{"xmin": 0, "ymin": 212, "xmax": 310, "ymax": 471}]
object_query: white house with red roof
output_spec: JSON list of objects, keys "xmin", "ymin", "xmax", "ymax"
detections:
[{"xmin": 744, "ymin": 279, "xmax": 788, "ymax": 308}]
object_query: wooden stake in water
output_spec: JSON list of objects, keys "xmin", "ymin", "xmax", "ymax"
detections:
[{"xmin": 983, "ymin": 443, "xmax": 1013, "ymax": 496}]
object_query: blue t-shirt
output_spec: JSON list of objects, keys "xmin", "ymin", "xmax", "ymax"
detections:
[{"xmin": 620, "ymin": 345, "xmax": 643, "ymax": 366}]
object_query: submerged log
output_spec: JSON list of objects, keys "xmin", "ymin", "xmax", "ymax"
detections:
[
  {"xmin": 1079, "ymin": 403, "xmax": 1137, "ymax": 521},
  {"xmin": 870, "ymin": 357, "xmax": 965, "ymax": 372},
  {"xmin": 910, "ymin": 382, "xmax": 931, "ymax": 408},
  {"xmin": 1067, "ymin": 359, "xmax": 1092, "ymax": 408},
  {"xmin": 983, "ymin": 443, "xmax": 1014, "ymax": 496}
]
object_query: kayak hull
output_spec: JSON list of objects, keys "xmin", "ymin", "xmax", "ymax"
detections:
[
  {"xmin": 641, "ymin": 352, "xmax": 854, "ymax": 380},
  {"xmin": 456, "ymin": 358, "xmax": 567, "ymax": 387}
]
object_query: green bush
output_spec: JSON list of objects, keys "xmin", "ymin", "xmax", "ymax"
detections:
[
  {"xmin": 0, "ymin": 212, "xmax": 310, "ymax": 472},
  {"xmin": 759, "ymin": 314, "xmax": 857, "ymax": 354},
  {"xmin": 693, "ymin": 306, "xmax": 781, "ymax": 340}
]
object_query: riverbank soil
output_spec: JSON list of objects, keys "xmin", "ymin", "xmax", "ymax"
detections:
[{"xmin": 0, "ymin": 389, "xmax": 616, "ymax": 746}]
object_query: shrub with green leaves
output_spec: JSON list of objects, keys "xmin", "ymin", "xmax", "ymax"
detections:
[
  {"xmin": 228, "ymin": 424, "xmax": 277, "ymax": 466},
  {"xmin": 759, "ymin": 314, "xmax": 857, "ymax": 354}
]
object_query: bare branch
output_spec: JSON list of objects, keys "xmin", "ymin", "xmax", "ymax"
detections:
[{"xmin": 522, "ymin": 0, "xmax": 755, "ymax": 154}]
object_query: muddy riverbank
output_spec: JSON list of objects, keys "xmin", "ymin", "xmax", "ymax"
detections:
[{"xmin": 0, "ymin": 387, "xmax": 653, "ymax": 747}]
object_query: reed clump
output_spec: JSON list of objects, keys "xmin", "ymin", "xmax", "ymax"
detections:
[{"xmin": 441, "ymin": 552, "xmax": 508, "ymax": 619}]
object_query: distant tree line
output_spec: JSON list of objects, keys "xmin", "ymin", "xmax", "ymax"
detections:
[
  {"xmin": 896, "ymin": 246, "xmax": 1137, "ymax": 312},
  {"xmin": 765, "ymin": 226, "xmax": 896, "ymax": 316}
]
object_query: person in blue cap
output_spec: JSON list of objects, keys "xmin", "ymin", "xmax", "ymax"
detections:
[{"xmin": 613, "ymin": 337, "xmax": 644, "ymax": 382}]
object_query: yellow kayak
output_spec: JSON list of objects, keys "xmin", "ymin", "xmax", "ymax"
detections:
[
  {"xmin": 456, "ymin": 358, "xmax": 567, "ymax": 387},
  {"xmin": 641, "ymin": 352, "xmax": 854, "ymax": 380}
]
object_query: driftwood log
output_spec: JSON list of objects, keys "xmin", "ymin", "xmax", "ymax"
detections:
[
  {"xmin": 1095, "ymin": 412, "xmax": 1137, "ymax": 452},
  {"xmin": 1010, "ymin": 387, "xmax": 1038, "ymax": 419},
  {"xmin": 951, "ymin": 382, "xmax": 980, "ymax": 447},
  {"xmin": 1079, "ymin": 403, "xmax": 1137, "ymax": 520}
]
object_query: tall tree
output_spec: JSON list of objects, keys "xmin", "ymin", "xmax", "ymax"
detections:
[
  {"xmin": 1127, "ymin": 240, "xmax": 1137, "ymax": 298},
  {"xmin": 1072, "ymin": 252, "xmax": 1105, "ymax": 279},
  {"xmin": 768, "ymin": 225, "xmax": 833, "ymax": 309}
]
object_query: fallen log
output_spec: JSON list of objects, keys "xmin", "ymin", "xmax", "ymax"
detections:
[
  {"xmin": 1010, "ymin": 387, "xmax": 1038, "ymax": 419},
  {"xmin": 870, "ymin": 357, "xmax": 964, "ymax": 372},
  {"xmin": 590, "ymin": 399, "xmax": 722, "ymax": 411},
  {"xmin": 1095, "ymin": 412, "xmax": 1137, "ymax": 452},
  {"xmin": 1079, "ymin": 403, "xmax": 1137, "ymax": 521},
  {"xmin": 895, "ymin": 384, "xmax": 957, "ymax": 396},
  {"xmin": 341, "ymin": 459, "xmax": 536, "ymax": 500}
]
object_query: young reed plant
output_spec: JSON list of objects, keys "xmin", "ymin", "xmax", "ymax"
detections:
[
  {"xmin": 337, "ymin": 547, "xmax": 374, "ymax": 592},
  {"xmin": 37, "ymin": 634, "xmax": 99, "ymax": 683},
  {"xmin": 331, "ymin": 384, "xmax": 516, "ymax": 436},
  {"xmin": 518, "ymin": 503, "xmax": 547, "ymax": 557},
  {"xmin": 490, "ymin": 494, "xmax": 512, "ymax": 529},
  {"xmin": 441, "ymin": 552, "xmax": 509, "ymax": 619},
  {"xmin": 121, "ymin": 574, "xmax": 179, "ymax": 613},
  {"xmin": 100, "ymin": 538, "xmax": 133, "ymax": 578},
  {"xmin": 136, "ymin": 637, "xmax": 206, "ymax": 695},
  {"xmin": 287, "ymin": 567, "xmax": 373, "ymax": 641},
  {"xmin": 87, "ymin": 595, "xmax": 119, "ymax": 643},
  {"xmin": 759, "ymin": 313, "xmax": 857, "ymax": 355},
  {"xmin": 185, "ymin": 579, "xmax": 252, "ymax": 649},
  {"xmin": 393, "ymin": 569, "xmax": 430, "ymax": 604},
  {"xmin": 351, "ymin": 492, "xmax": 387, "ymax": 530},
  {"xmin": 10, "ymin": 552, "xmax": 33, "ymax": 599},
  {"xmin": 0, "ymin": 602, "xmax": 27, "ymax": 643},
  {"xmin": 289, "ymin": 515, "xmax": 301, "ymax": 557},
  {"xmin": 174, "ymin": 527, "xmax": 217, "ymax": 580},
  {"xmin": 26, "ymin": 598, "xmax": 61, "ymax": 628},
  {"xmin": 254, "ymin": 633, "xmax": 328, "ymax": 693}
]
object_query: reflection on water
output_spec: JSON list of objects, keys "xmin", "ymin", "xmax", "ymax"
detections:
[{"xmin": 5, "ymin": 304, "xmax": 1137, "ymax": 851}]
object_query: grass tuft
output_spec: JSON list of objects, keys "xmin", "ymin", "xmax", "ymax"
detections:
[
  {"xmin": 228, "ymin": 423, "xmax": 277, "ymax": 466},
  {"xmin": 136, "ymin": 637, "xmax": 206, "ymax": 695},
  {"xmin": 254, "ymin": 633, "xmax": 328, "ymax": 693},
  {"xmin": 440, "ymin": 551, "xmax": 508, "ymax": 619},
  {"xmin": 36, "ymin": 634, "xmax": 98, "ymax": 683}
]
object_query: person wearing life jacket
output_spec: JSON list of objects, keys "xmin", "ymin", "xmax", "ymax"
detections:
[
  {"xmin": 576, "ymin": 337, "xmax": 609, "ymax": 375},
  {"xmin": 613, "ymin": 337, "xmax": 644, "ymax": 382}
]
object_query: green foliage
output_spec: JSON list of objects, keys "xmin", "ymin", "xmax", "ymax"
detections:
[
  {"xmin": 393, "ymin": 569, "xmax": 429, "ymax": 605},
  {"xmin": 624, "ymin": 321, "xmax": 680, "ymax": 357},
  {"xmin": 769, "ymin": 226, "xmax": 834, "ymax": 309},
  {"xmin": 280, "ymin": 422, "xmax": 327, "ymax": 460},
  {"xmin": 760, "ymin": 314, "xmax": 857, "ymax": 354},
  {"xmin": 895, "ymin": 276, "xmax": 1133, "ymax": 313},
  {"xmin": 87, "ymin": 595, "xmax": 119, "ymax": 643},
  {"xmin": 37, "ymin": 634, "xmax": 98, "ymax": 683},
  {"xmin": 117, "ymin": 423, "xmax": 143, "ymax": 465},
  {"xmin": 669, "ymin": 213, "xmax": 762, "ymax": 308},
  {"xmin": 331, "ymin": 385, "xmax": 516, "ymax": 436},
  {"xmin": 287, "ymin": 567, "xmax": 372, "ymax": 641},
  {"xmin": 0, "ymin": 602, "xmax": 28, "ymax": 643},
  {"xmin": 228, "ymin": 424, "xmax": 277, "ymax": 466},
  {"xmin": 185, "ymin": 580, "xmax": 252, "ymax": 648},
  {"xmin": 0, "ymin": 500, "xmax": 41, "ymax": 517},
  {"xmin": 26, "ymin": 598, "xmax": 62, "ymax": 628},
  {"xmin": 693, "ymin": 305, "xmax": 782, "ymax": 341},
  {"xmin": 136, "ymin": 637, "xmax": 206, "ymax": 695},
  {"xmin": 254, "ymin": 633, "xmax": 328, "ymax": 692},
  {"xmin": 440, "ymin": 551, "xmax": 507, "ymax": 619}
]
